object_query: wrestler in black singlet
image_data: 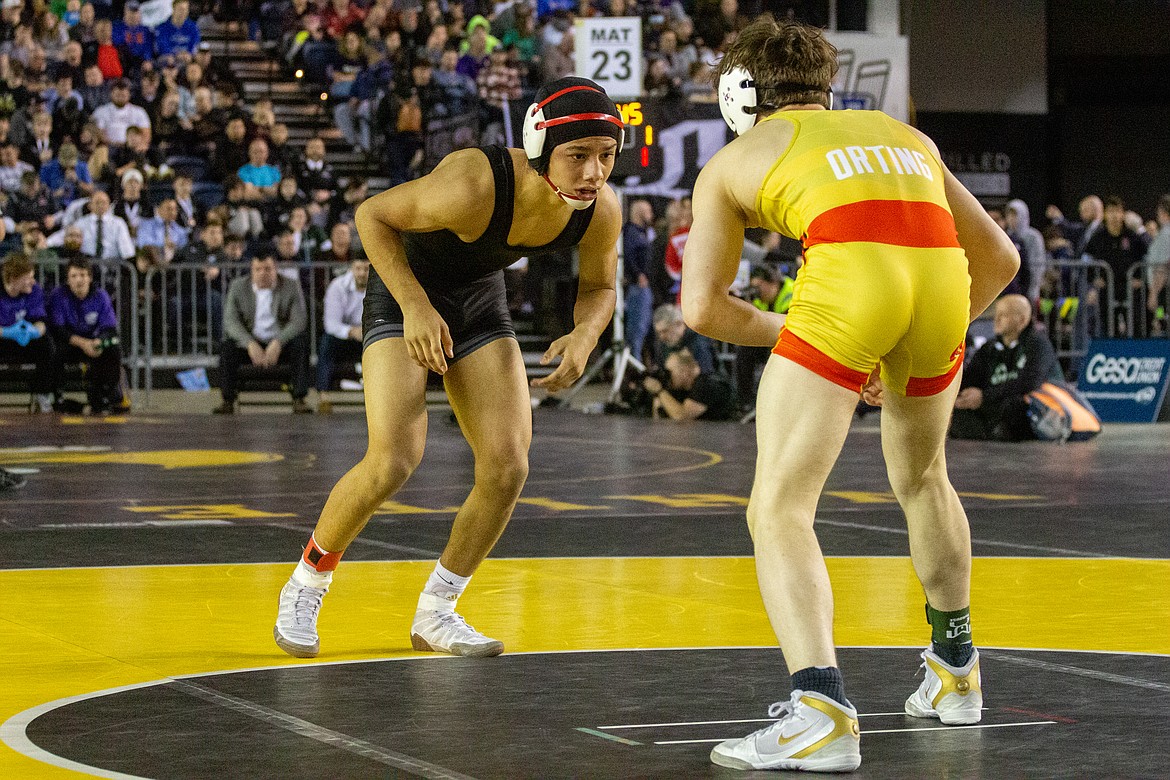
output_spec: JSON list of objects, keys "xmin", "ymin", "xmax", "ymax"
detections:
[{"xmin": 363, "ymin": 146, "xmax": 596, "ymax": 362}]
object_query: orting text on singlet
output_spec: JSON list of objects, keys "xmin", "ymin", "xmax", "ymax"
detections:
[{"xmin": 825, "ymin": 145, "xmax": 934, "ymax": 182}]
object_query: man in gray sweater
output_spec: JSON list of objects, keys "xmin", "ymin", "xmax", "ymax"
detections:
[{"xmin": 213, "ymin": 253, "xmax": 311, "ymax": 414}]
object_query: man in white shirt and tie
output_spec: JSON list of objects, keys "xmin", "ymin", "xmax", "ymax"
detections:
[{"xmin": 46, "ymin": 190, "xmax": 136, "ymax": 262}]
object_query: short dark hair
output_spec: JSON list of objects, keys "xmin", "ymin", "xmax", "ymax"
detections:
[
  {"xmin": 66, "ymin": 256, "xmax": 92, "ymax": 275},
  {"xmin": 1103, "ymin": 195, "xmax": 1125, "ymax": 210},
  {"xmin": 1158, "ymin": 194, "xmax": 1170, "ymax": 217},
  {"xmin": 750, "ymin": 264, "xmax": 778, "ymax": 283}
]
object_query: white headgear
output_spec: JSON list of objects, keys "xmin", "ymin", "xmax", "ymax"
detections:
[
  {"xmin": 718, "ymin": 66, "xmax": 834, "ymax": 136},
  {"xmin": 718, "ymin": 66, "xmax": 760, "ymax": 136}
]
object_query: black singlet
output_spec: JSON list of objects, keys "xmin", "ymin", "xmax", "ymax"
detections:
[{"xmin": 363, "ymin": 146, "xmax": 597, "ymax": 362}]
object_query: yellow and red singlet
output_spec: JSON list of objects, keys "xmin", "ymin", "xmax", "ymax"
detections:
[{"xmin": 755, "ymin": 110, "xmax": 969, "ymax": 396}]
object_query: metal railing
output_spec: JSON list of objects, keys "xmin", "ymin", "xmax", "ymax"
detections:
[
  {"xmin": 142, "ymin": 260, "xmax": 347, "ymax": 404},
  {"xmin": 1037, "ymin": 258, "xmax": 1113, "ymax": 369},
  {"xmin": 16, "ymin": 254, "xmax": 1159, "ymax": 406},
  {"xmin": 1124, "ymin": 261, "xmax": 1169, "ymax": 340}
]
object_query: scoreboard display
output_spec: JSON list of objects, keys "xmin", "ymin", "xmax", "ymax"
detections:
[
  {"xmin": 612, "ymin": 101, "xmax": 656, "ymax": 179},
  {"xmin": 609, "ymin": 99, "xmax": 729, "ymax": 192}
]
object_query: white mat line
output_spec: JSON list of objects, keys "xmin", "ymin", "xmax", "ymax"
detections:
[
  {"xmin": 653, "ymin": 720, "xmax": 1057, "ymax": 744},
  {"xmin": 597, "ymin": 709, "xmax": 991, "ymax": 730}
]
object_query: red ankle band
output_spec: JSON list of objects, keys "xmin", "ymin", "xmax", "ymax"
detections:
[{"xmin": 302, "ymin": 536, "xmax": 342, "ymax": 572}]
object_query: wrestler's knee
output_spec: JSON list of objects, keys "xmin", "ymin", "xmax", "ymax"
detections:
[
  {"xmin": 886, "ymin": 453, "xmax": 947, "ymax": 502},
  {"xmin": 474, "ymin": 444, "xmax": 529, "ymax": 498},
  {"xmin": 362, "ymin": 440, "xmax": 425, "ymax": 497},
  {"xmin": 746, "ymin": 487, "xmax": 813, "ymax": 541}
]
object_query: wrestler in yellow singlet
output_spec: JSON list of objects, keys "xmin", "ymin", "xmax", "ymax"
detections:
[
  {"xmin": 682, "ymin": 15, "xmax": 1020, "ymax": 774},
  {"xmin": 757, "ymin": 108, "xmax": 971, "ymax": 396}
]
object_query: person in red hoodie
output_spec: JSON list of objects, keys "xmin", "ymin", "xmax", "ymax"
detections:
[
  {"xmin": 662, "ymin": 194, "xmax": 692, "ymax": 304},
  {"xmin": 94, "ymin": 19, "xmax": 124, "ymax": 80}
]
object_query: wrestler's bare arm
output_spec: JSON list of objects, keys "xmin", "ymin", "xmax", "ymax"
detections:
[
  {"xmin": 569, "ymin": 184, "xmax": 621, "ymax": 343},
  {"xmin": 531, "ymin": 185, "xmax": 621, "ymax": 392},
  {"xmin": 354, "ymin": 150, "xmax": 494, "ymax": 311},
  {"xmin": 682, "ymin": 147, "xmax": 786, "ymax": 347}
]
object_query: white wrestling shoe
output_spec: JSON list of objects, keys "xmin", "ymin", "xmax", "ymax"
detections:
[
  {"xmin": 273, "ymin": 577, "xmax": 328, "ymax": 658},
  {"xmin": 905, "ymin": 647, "xmax": 983, "ymax": 725},
  {"xmin": 710, "ymin": 690, "xmax": 861, "ymax": 772},
  {"xmin": 410, "ymin": 592, "xmax": 504, "ymax": 657}
]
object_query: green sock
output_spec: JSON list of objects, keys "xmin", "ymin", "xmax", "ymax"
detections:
[{"xmin": 926, "ymin": 603, "xmax": 973, "ymax": 667}]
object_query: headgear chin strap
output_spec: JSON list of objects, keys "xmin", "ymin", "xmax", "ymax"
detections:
[
  {"xmin": 718, "ymin": 66, "xmax": 833, "ymax": 136},
  {"xmin": 542, "ymin": 174, "xmax": 596, "ymax": 210}
]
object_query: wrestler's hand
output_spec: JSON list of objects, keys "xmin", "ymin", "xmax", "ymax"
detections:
[
  {"xmin": 954, "ymin": 386, "xmax": 983, "ymax": 410},
  {"xmin": 403, "ymin": 302, "xmax": 454, "ymax": 374},
  {"xmin": 861, "ymin": 367, "xmax": 884, "ymax": 407},
  {"xmin": 531, "ymin": 331, "xmax": 592, "ymax": 393}
]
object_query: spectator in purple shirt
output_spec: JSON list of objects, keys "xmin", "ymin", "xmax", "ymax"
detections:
[
  {"xmin": 47, "ymin": 256, "xmax": 125, "ymax": 414},
  {"xmin": 0, "ymin": 253, "xmax": 59, "ymax": 412}
]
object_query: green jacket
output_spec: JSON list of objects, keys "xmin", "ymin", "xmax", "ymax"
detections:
[{"xmin": 752, "ymin": 277, "xmax": 794, "ymax": 314}]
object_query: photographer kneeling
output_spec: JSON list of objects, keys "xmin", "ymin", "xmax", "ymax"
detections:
[
  {"xmin": 47, "ymin": 257, "xmax": 125, "ymax": 414},
  {"xmin": 642, "ymin": 349, "xmax": 737, "ymax": 421}
]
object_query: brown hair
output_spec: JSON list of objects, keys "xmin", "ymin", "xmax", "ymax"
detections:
[
  {"xmin": 716, "ymin": 15, "xmax": 837, "ymax": 112},
  {"xmin": 2, "ymin": 252, "xmax": 35, "ymax": 285}
]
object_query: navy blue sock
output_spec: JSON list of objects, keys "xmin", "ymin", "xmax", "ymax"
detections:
[{"xmin": 791, "ymin": 666, "xmax": 849, "ymax": 708}]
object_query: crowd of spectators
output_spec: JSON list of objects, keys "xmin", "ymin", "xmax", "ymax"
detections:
[
  {"xmin": 992, "ymin": 193, "xmax": 1169, "ymax": 349},
  {"xmin": 1, "ymin": 0, "xmax": 1164, "ymax": 421},
  {"xmin": 604, "ymin": 184, "xmax": 1169, "ymax": 426},
  {"xmin": 0, "ymin": 0, "xmax": 388, "ymax": 413},
  {"xmin": 273, "ymin": 0, "xmax": 730, "ymax": 185}
]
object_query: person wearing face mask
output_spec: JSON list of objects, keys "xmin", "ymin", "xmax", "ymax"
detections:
[{"xmin": 272, "ymin": 76, "xmax": 624, "ymax": 662}]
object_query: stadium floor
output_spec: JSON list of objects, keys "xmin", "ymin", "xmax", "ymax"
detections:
[{"xmin": 0, "ymin": 406, "xmax": 1167, "ymax": 779}]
